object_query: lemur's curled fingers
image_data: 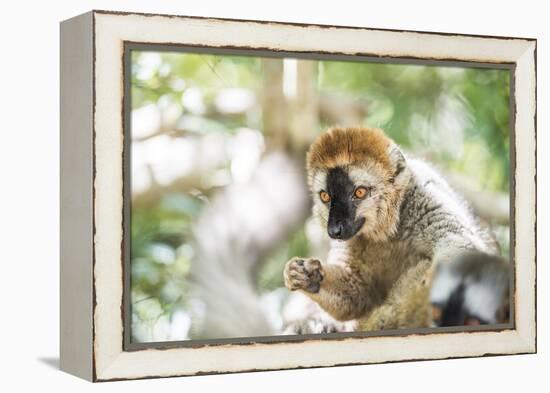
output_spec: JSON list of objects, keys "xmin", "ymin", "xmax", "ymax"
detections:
[{"xmin": 284, "ymin": 257, "xmax": 324, "ymax": 293}]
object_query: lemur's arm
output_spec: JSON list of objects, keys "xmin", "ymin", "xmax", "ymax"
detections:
[{"xmin": 284, "ymin": 257, "xmax": 378, "ymax": 321}]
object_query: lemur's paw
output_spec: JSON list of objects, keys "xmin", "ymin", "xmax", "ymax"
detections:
[
  {"xmin": 430, "ymin": 252, "xmax": 510, "ymax": 327},
  {"xmin": 284, "ymin": 257, "xmax": 324, "ymax": 293}
]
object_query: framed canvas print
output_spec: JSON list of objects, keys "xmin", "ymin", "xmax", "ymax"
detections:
[{"xmin": 60, "ymin": 10, "xmax": 537, "ymax": 382}]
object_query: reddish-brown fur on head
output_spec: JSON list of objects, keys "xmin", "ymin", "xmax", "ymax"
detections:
[{"xmin": 306, "ymin": 127, "xmax": 393, "ymax": 172}]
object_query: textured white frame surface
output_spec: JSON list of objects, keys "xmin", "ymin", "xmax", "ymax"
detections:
[{"xmin": 74, "ymin": 10, "xmax": 536, "ymax": 381}]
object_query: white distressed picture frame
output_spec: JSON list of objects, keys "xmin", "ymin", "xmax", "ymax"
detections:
[{"xmin": 60, "ymin": 10, "xmax": 536, "ymax": 382}]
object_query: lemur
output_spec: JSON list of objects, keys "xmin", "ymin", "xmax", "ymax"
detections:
[{"xmin": 284, "ymin": 126, "xmax": 510, "ymax": 332}]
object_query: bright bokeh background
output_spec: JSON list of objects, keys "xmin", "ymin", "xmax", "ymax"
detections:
[{"xmin": 130, "ymin": 50, "xmax": 510, "ymax": 343}]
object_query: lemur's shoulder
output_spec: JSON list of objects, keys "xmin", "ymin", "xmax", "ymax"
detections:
[
  {"xmin": 399, "ymin": 156, "xmax": 496, "ymax": 253},
  {"xmin": 406, "ymin": 157, "xmax": 472, "ymax": 217}
]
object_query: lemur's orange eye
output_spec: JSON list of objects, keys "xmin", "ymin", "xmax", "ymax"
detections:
[
  {"xmin": 319, "ymin": 191, "xmax": 331, "ymax": 203},
  {"xmin": 354, "ymin": 186, "xmax": 369, "ymax": 199}
]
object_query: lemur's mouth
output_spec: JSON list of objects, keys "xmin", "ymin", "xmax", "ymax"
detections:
[
  {"xmin": 348, "ymin": 217, "xmax": 366, "ymax": 238},
  {"xmin": 328, "ymin": 217, "xmax": 365, "ymax": 240}
]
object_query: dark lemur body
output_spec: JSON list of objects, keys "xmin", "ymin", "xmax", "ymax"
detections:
[{"xmin": 284, "ymin": 127, "xmax": 509, "ymax": 331}]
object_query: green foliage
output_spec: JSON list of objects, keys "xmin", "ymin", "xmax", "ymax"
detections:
[
  {"xmin": 130, "ymin": 193, "xmax": 202, "ymax": 340},
  {"xmin": 132, "ymin": 51, "xmax": 261, "ymax": 111}
]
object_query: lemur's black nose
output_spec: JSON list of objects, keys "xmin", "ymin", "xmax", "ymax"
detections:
[{"xmin": 328, "ymin": 223, "xmax": 343, "ymax": 239}]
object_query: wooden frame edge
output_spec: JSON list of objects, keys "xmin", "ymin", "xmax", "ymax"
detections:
[{"xmin": 58, "ymin": 10, "xmax": 538, "ymax": 381}]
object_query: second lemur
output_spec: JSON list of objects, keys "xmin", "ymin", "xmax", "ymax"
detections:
[{"xmin": 284, "ymin": 126, "xmax": 509, "ymax": 330}]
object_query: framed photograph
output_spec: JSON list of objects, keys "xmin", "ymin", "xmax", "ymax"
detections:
[{"xmin": 60, "ymin": 10, "xmax": 537, "ymax": 382}]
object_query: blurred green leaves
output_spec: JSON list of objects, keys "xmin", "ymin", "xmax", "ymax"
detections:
[
  {"xmin": 132, "ymin": 51, "xmax": 261, "ymax": 111},
  {"xmin": 130, "ymin": 193, "xmax": 202, "ymax": 341}
]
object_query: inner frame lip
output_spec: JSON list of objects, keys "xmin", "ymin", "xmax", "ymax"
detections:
[{"xmin": 121, "ymin": 41, "xmax": 516, "ymax": 352}]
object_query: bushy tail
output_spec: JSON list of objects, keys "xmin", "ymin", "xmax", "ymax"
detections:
[{"xmin": 188, "ymin": 152, "xmax": 309, "ymax": 339}]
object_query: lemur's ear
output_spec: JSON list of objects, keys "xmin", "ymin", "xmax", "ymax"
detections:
[{"xmin": 388, "ymin": 143, "xmax": 406, "ymax": 181}]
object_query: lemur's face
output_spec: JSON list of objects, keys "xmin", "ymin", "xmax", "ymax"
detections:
[
  {"xmin": 311, "ymin": 162, "xmax": 390, "ymax": 241},
  {"xmin": 307, "ymin": 127, "xmax": 408, "ymax": 242}
]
